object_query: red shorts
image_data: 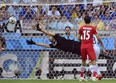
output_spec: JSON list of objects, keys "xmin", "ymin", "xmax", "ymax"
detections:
[{"xmin": 81, "ymin": 46, "xmax": 96, "ymax": 60}]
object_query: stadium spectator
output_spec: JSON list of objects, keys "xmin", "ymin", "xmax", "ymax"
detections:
[
  {"xmin": 77, "ymin": 12, "xmax": 86, "ymax": 28},
  {"xmin": 75, "ymin": 5, "xmax": 82, "ymax": 13},
  {"xmin": 48, "ymin": 17, "xmax": 58, "ymax": 29},
  {"xmin": 107, "ymin": 2, "xmax": 114, "ymax": 13},
  {"xmin": 57, "ymin": 15, "xmax": 74, "ymax": 29},
  {"xmin": 0, "ymin": 1, "xmax": 115, "ymax": 32},
  {"xmin": 71, "ymin": 9, "xmax": 77, "ymax": 20},
  {"xmin": 69, "ymin": 17, "xmax": 77, "ymax": 29},
  {"xmin": 75, "ymin": 12, "xmax": 82, "ymax": 23},
  {"xmin": 34, "ymin": 6, "xmax": 43, "ymax": 21},
  {"xmin": 60, "ymin": 5, "xmax": 74, "ymax": 19},
  {"xmin": 110, "ymin": 3, "xmax": 116, "ymax": 18},
  {"xmin": 41, "ymin": 5, "xmax": 49, "ymax": 16},
  {"xmin": 37, "ymin": 16, "xmax": 47, "ymax": 29},
  {"xmin": 93, "ymin": 0, "xmax": 103, "ymax": 6},
  {"xmin": 106, "ymin": 15, "xmax": 116, "ymax": 30},
  {"xmin": 51, "ymin": 0, "xmax": 58, "ymax": 3},
  {"xmin": 94, "ymin": 9, "xmax": 100, "ymax": 17},
  {"xmin": 74, "ymin": 12, "xmax": 83, "ymax": 28},
  {"xmin": 30, "ymin": 0, "xmax": 37, "ymax": 4},
  {"xmin": 47, "ymin": 6, "xmax": 61, "ymax": 19},
  {"xmin": 8, "ymin": 5, "xmax": 22, "ymax": 20},
  {"xmin": 1, "ymin": 0, "xmax": 12, "ymax": 3},
  {"xmin": 47, "ymin": 6, "xmax": 61, "ymax": 29},
  {"xmin": 22, "ymin": 0, "xmax": 37, "ymax": 4},
  {"xmin": 12, "ymin": 0, "xmax": 21, "ymax": 4},
  {"xmin": 100, "ymin": 11, "xmax": 112, "ymax": 26},
  {"xmin": 0, "ymin": 5, "xmax": 10, "ymax": 23},
  {"xmin": 31, "ymin": 5, "xmax": 38, "ymax": 13},
  {"xmin": 0, "ymin": 13, "xmax": 4, "ymax": 25},
  {"xmin": 63, "ymin": 26, "xmax": 75, "ymax": 40},
  {"xmin": 67, "ymin": 0, "xmax": 75, "ymax": 3},
  {"xmin": 61, "ymin": 0, "xmax": 71, "ymax": 3},
  {"xmin": 92, "ymin": 14, "xmax": 105, "ymax": 30},
  {"xmin": 99, "ymin": 5, "xmax": 106, "ymax": 19},
  {"xmin": 41, "ymin": 0, "xmax": 49, "ymax": 3},
  {"xmin": 19, "ymin": 6, "xmax": 36, "ymax": 20}
]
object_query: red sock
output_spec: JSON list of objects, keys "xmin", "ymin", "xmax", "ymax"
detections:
[
  {"xmin": 80, "ymin": 66, "xmax": 85, "ymax": 77},
  {"xmin": 93, "ymin": 71, "xmax": 97, "ymax": 77},
  {"xmin": 80, "ymin": 72, "xmax": 84, "ymax": 77}
]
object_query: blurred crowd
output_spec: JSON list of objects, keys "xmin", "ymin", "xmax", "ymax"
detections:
[
  {"xmin": 0, "ymin": 0, "xmax": 79, "ymax": 4},
  {"xmin": 0, "ymin": 1, "xmax": 116, "ymax": 31}
]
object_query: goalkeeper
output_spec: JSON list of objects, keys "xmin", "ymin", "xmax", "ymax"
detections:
[{"xmin": 26, "ymin": 24, "xmax": 81, "ymax": 55}]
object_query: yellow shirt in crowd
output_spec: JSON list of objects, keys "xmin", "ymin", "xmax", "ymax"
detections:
[{"xmin": 78, "ymin": 20, "xmax": 105, "ymax": 30}]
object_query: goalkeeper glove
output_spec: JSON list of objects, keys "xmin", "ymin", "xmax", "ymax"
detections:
[
  {"xmin": 36, "ymin": 23, "xmax": 41, "ymax": 31},
  {"xmin": 26, "ymin": 39, "xmax": 36, "ymax": 45}
]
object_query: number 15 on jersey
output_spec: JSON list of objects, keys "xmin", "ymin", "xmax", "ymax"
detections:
[{"xmin": 83, "ymin": 30, "xmax": 90, "ymax": 40}]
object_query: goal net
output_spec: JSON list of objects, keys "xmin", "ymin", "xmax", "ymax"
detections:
[{"xmin": 0, "ymin": 0, "xmax": 116, "ymax": 79}]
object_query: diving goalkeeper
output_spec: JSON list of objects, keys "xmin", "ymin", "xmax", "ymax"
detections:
[{"xmin": 26, "ymin": 24, "xmax": 81, "ymax": 55}]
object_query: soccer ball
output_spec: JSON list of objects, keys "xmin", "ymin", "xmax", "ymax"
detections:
[{"xmin": 9, "ymin": 16, "xmax": 17, "ymax": 24}]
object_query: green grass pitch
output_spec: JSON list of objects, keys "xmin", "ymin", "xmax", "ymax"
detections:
[{"xmin": 0, "ymin": 80, "xmax": 116, "ymax": 83}]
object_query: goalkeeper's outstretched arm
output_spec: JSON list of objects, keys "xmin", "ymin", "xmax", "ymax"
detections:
[
  {"xmin": 26, "ymin": 39, "xmax": 51, "ymax": 48},
  {"xmin": 32, "ymin": 24, "xmax": 55, "ymax": 37},
  {"xmin": 35, "ymin": 42, "xmax": 51, "ymax": 48}
]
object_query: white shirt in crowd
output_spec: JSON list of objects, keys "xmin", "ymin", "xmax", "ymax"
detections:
[
  {"xmin": 93, "ymin": 0, "xmax": 103, "ymax": 6},
  {"xmin": 48, "ymin": 20, "xmax": 58, "ymax": 29},
  {"xmin": 42, "ymin": 5, "xmax": 49, "ymax": 14},
  {"xmin": 23, "ymin": 0, "xmax": 37, "ymax": 4},
  {"xmin": 74, "ymin": 17, "xmax": 83, "ymax": 23},
  {"xmin": 61, "ymin": 0, "xmax": 75, "ymax": 3},
  {"xmin": 47, "ymin": 11, "xmax": 61, "ymax": 16},
  {"xmin": 67, "ymin": 0, "xmax": 75, "ymax": 2},
  {"xmin": 57, "ymin": 21, "xmax": 74, "ymax": 29}
]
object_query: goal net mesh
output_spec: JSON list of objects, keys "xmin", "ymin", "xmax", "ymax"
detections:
[{"xmin": 0, "ymin": 0, "xmax": 116, "ymax": 79}]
